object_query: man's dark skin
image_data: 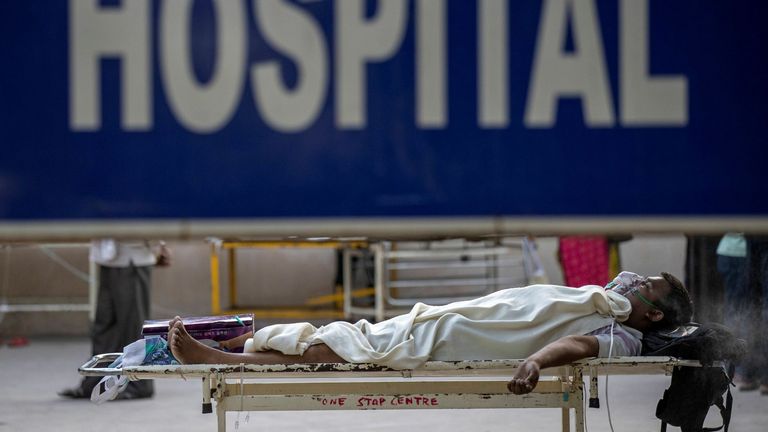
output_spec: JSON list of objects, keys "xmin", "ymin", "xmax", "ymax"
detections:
[{"xmin": 506, "ymin": 276, "xmax": 672, "ymax": 394}]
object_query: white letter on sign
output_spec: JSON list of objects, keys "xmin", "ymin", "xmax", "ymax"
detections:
[
  {"xmin": 160, "ymin": 0, "xmax": 246, "ymax": 133},
  {"xmin": 335, "ymin": 0, "xmax": 407, "ymax": 129},
  {"xmin": 478, "ymin": 0, "xmax": 509, "ymax": 128},
  {"xmin": 251, "ymin": 0, "xmax": 328, "ymax": 132},
  {"xmin": 416, "ymin": 0, "xmax": 447, "ymax": 128},
  {"xmin": 69, "ymin": 0, "xmax": 151, "ymax": 131},
  {"xmin": 620, "ymin": 0, "xmax": 687, "ymax": 126},
  {"xmin": 525, "ymin": 0, "xmax": 615, "ymax": 128}
]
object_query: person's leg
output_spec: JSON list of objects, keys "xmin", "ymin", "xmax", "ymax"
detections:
[
  {"xmin": 168, "ymin": 317, "xmax": 346, "ymax": 365},
  {"xmin": 717, "ymin": 255, "xmax": 751, "ymax": 382},
  {"xmin": 117, "ymin": 264, "xmax": 154, "ymax": 397},
  {"xmin": 718, "ymin": 255, "xmax": 749, "ymax": 328},
  {"xmin": 61, "ymin": 265, "xmax": 126, "ymax": 397},
  {"xmin": 743, "ymin": 238, "xmax": 768, "ymax": 390},
  {"xmin": 91, "ymin": 265, "xmax": 118, "ymax": 354},
  {"xmin": 753, "ymin": 239, "xmax": 768, "ymax": 392},
  {"xmin": 219, "ymin": 330, "xmax": 255, "ymax": 351},
  {"xmin": 75, "ymin": 265, "xmax": 117, "ymax": 395}
]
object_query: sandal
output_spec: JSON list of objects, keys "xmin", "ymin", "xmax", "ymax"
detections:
[{"xmin": 58, "ymin": 387, "xmax": 89, "ymax": 399}]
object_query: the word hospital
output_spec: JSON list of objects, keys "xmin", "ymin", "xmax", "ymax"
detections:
[{"xmin": 69, "ymin": 0, "xmax": 688, "ymax": 134}]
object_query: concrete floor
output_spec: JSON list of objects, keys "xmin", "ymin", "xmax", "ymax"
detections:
[{"xmin": 0, "ymin": 338, "xmax": 766, "ymax": 432}]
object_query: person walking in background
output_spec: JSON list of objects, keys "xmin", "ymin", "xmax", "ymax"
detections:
[
  {"xmin": 558, "ymin": 236, "xmax": 633, "ymax": 288},
  {"xmin": 716, "ymin": 233, "xmax": 752, "ymax": 387},
  {"xmin": 558, "ymin": 236, "xmax": 610, "ymax": 287},
  {"xmin": 743, "ymin": 236, "xmax": 768, "ymax": 394},
  {"xmin": 59, "ymin": 239, "xmax": 171, "ymax": 399}
]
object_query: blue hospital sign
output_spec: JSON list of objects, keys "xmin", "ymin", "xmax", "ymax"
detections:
[{"xmin": 0, "ymin": 0, "xmax": 766, "ymax": 235}]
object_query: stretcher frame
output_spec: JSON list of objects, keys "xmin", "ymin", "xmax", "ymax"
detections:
[{"xmin": 80, "ymin": 355, "xmax": 701, "ymax": 432}]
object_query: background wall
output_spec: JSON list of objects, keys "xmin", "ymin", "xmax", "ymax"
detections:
[{"xmin": 0, "ymin": 235, "xmax": 689, "ymax": 337}]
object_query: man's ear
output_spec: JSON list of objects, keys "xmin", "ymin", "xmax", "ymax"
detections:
[{"xmin": 646, "ymin": 309, "xmax": 664, "ymax": 322}]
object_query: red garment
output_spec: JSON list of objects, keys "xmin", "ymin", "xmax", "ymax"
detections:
[{"xmin": 558, "ymin": 236, "xmax": 610, "ymax": 287}]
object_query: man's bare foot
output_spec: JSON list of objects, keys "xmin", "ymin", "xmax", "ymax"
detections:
[
  {"xmin": 168, "ymin": 316, "xmax": 230, "ymax": 364},
  {"xmin": 166, "ymin": 316, "xmax": 346, "ymax": 366}
]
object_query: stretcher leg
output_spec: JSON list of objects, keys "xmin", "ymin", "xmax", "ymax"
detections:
[
  {"xmin": 575, "ymin": 404, "xmax": 585, "ymax": 432},
  {"xmin": 561, "ymin": 367, "xmax": 571, "ymax": 432},
  {"xmin": 561, "ymin": 408, "xmax": 570, "ymax": 432},
  {"xmin": 217, "ymin": 399, "xmax": 226, "ymax": 432},
  {"xmin": 588, "ymin": 366, "xmax": 599, "ymax": 408},
  {"xmin": 574, "ymin": 367, "xmax": 585, "ymax": 432},
  {"xmin": 202, "ymin": 376, "xmax": 212, "ymax": 414}
]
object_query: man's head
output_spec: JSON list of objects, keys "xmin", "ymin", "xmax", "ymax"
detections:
[
  {"xmin": 609, "ymin": 271, "xmax": 693, "ymax": 332},
  {"xmin": 653, "ymin": 272, "xmax": 694, "ymax": 329}
]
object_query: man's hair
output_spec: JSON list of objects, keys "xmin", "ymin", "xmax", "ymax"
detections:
[{"xmin": 652, "ymin": 272, "xmax": 694, "ymax": 330}]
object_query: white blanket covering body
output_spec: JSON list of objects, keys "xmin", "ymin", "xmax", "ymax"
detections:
[{"xmin": 247, "ymin": 285, "xmax": 632, "ymax": 369}]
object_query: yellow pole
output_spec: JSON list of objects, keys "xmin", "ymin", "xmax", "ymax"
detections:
[
  {"xmin": 210, "ymin": 243, "xmax": 221, "ymax": 315},
  {"xmin": 228, "ymin": 247, "xmax": 237, "ymax": 309}
]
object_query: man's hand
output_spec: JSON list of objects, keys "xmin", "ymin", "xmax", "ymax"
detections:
[
  {"xmin": 155, "ymin": 242, "xmax": 172, "ymax": 267},
  {"xmin": 218, "ymin": 339, "xmax": 233, "ymax": 351},
  {"xmin": 506, "ymin": 335, "xmax": 599, "ymax": 396},
  {"xmin": 507, "ymin": 359, "xmax": 540, "ymax": 394}
]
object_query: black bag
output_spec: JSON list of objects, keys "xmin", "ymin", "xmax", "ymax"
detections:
[
  {"xmin": 655, "ymin": 365, "xmax": 733, "ymax": 432},
  {"xmin": 642, "ymin": 323, "xmax": 746, "ymax": 432},
  {"xmin": 642, "ymin": 322, "xmax": 747, "ymax": 365}
]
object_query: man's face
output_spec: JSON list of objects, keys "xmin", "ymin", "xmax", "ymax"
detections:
[
  {"xmin": 627, "ymin": 276, "xmax": 672, "ymax": 311},
  {"xmin": 613, "ymin": 274, "xmax": 673, "ymax": 329}
]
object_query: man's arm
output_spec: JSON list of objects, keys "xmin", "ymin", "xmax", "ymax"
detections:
[
  {"xmin": 507, "ymin": 335, "xmax": 599, "ymax": 394},
  {"xmin": 219, "ymin": 331, "xmax": 255, "ymax": 351}
]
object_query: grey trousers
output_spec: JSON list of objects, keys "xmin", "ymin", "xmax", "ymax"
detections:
[{"xmin": 81, "ymin": 264, "xmax": 154, "ymax": 396}]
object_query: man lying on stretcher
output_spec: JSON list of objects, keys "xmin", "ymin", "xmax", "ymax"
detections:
[{"xmin": 168, "ymin": 271, "xmax": 693, "ymax": 395}]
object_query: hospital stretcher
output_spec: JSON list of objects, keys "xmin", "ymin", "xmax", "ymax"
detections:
[{"xmin": 80, "ymin": 355, "xmax": 701, "ymax": 432}]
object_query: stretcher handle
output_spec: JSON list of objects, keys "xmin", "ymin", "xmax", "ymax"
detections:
[{"xmin": 78, "ymin": 353, "xmax": 123, "ymax": 376}]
